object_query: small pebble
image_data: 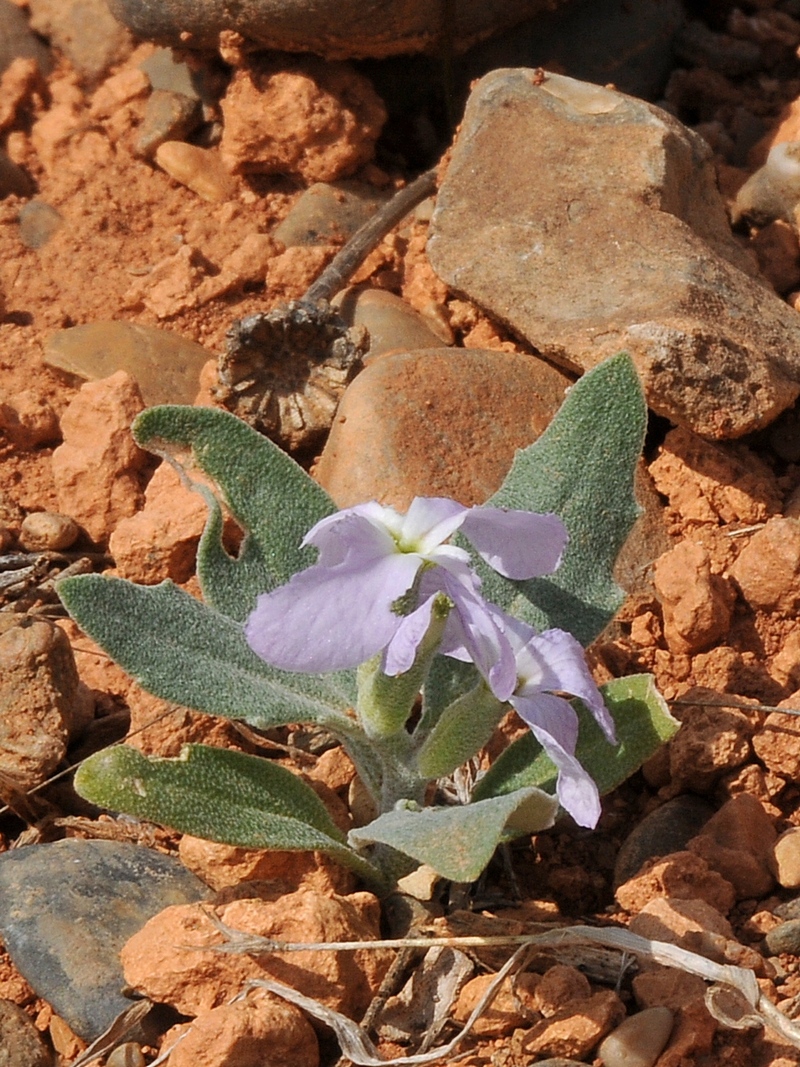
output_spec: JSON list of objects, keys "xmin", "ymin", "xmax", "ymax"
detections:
[
  {"xmin": 0, "ymin": 999, "xmax": 52, "ymax": 1067},
  {"xmin": 106, "ymin": 1042, "xmax": 146, "ymax": 1067},
  {"xmin": 772, "ymin": 827, "xmax": 800, "ymax": 888},
  {"xmin": 155, "ymin": 140, "xmax": 236, "ymax": 202},
  {"xmin": 765, "ymin": 918, "xmax": 800, "ymax": 955},
  {"xmin": 43, "ymin": 320, "xmax": 215, "ymax": 406},
  {"xmin": 334, "ymin": 287, "xmax": 451, "ymax": 361},
  {"xmin": 274, "ymin": 180, "xmax": 390, "ymax": 247},
  {"xmin": 139, "ymin": 47, "xmax": 205, "ymax": 100},
  {"xmin": 598, "ymin": 1006, "xmax": 674, "ymax": 1067},
  {"xmin": 732, "ymin": 141, "xmax": 800, "ymax": 226},
  {"xmin": 17, "ymin": 200, "xmax": 63, "ymax": 249},
  {"xmin": 18, "ymin": 511, "xmax": 79, "ymax": 551},
  {"xmin": 135, "ymin": 88, "xmax": 201, "ymax": 158}
]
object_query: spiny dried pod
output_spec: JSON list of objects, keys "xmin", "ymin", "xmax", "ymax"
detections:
[{"xmin": 215, "ymin": 299, "xmax": 368, "ymax": 451}]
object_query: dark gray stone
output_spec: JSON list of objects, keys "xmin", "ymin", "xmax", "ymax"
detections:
[
  {"xmin": 765, "ymin": 918, "xmax": 800, "ymax": 956},
  {"xmin": 134, "ymin": 89, "xmax": 202, "ymax": 160},
  {"xmin": 460, "ymin": 0, "xmax": 684, "ymax": 102},
  {"xmin": 104, "ymin": 0, "xmax": 574, "ymax": 58},
  {"xmin": 614, "ymin": 795, "xmax": 716, "ymax": 888},
  {"xmin": 0, "ymin": 839, "xmax": 210, "ymax": 1040}
]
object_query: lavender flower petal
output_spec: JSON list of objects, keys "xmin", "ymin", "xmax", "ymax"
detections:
[
  {"xmin": 245, "ymin": 551, "xmax": 421, "ymax": 672},
  {"xmin": 510, "ymin": 691, "xmax": 601, "ymax": 828},
  {"xmin": 460, "ymin": 509, "xmax": 568, "ymax": 579}
]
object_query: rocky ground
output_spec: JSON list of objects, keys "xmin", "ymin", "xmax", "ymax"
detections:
[{"xmin": 8, "ymin": 1, "xmax": 800, "ymax": 1066}]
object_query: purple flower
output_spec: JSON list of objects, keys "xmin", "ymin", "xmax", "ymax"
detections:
[
  {"xmin": 444, "ymin": 611, "xmax": 615, "ymax": 827},
  {"xmin": 245, "ymin": 496, "xmax": 568, "ymax": 700}
]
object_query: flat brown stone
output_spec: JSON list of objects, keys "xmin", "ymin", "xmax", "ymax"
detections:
[{"xmin": 427, "ymin": 69, "xmax": 800, "ymax": 439}]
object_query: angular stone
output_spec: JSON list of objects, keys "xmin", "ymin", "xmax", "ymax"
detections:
[
  {"xmin": 0, "ymin": 615, "xmax": 93, "ymax": 790},
  {"xmin": 314, "ymin": 347, "xmax": 572, "ymax": 509},
  {"xmin": 43, "ymin": 321, "xmax": 214, "ymax": 406},
  {"xmin": 51, "ymin": 372, "xmax": 148, "ymax": 543},
  {"xmin": 427, "ymin": 69, "xmax": 800, "ymax": 438},
  {"xmin": 27, "ymin": 0, "xmax": 133, "ymax": 83},
  {"xmin": 654, "ymin": 541, "xmax": 734, "ymax": 654},
  {"xmin": 0, "ymin": 0, "xmax": 51, "ymax": 76},
  {"xmin": 688, "ymin": 794, "xmax": 777, "ymax": 899},
  {"xmin": 730, "ymin": 517, "xmax": 800, "ymax": 614},
  {"xmin": 135, "ymin": 90, "xmax": 202, "ymax": 159},
  {"xmin": 0, "ymin": 840, "xmax": 209, "ymax": 1040}
]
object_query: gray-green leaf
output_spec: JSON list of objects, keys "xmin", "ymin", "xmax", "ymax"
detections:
[
  {"xmin": 74, "ymin": 743, "xmax": 383, "ymax": 885},
  {"xmin": 132, "ymin": 405, "xmax": 336, "ymax": 620},
  {"xmin": 349, "ymin": 788, "xmax": 559, "ymax": 883},
  {"xmin": 58, "ymin": 574, "xmax": 357, "ymax": 731},
  {"xmin": 472, "ymin": 674, "xmax": 679, "ymax": 803},
  {"xmin": 475, "ymin": 351, "xmax": 646, "ymax": 646}
]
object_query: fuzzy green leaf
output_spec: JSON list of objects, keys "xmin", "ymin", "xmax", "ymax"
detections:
[
  {"xmin": 474, "ymin": 352, "xmax": 646, "ymax": 647},
  {"xmin": 132, "ymin": 405, "xmax": 336, "ymax": 620},
  {"xmin": 472, "ymin": 674, "xmax": 679, "ymax": 803},
  {"xmin": 74, "ymin": 743, "xmax": 382, "ymax": 884},
  {"xmin": 58, "ymin": 574, "xmax": 357, "ymax": 730},
  {"xmin": 349, "ymin": 787, "xmax": 558, "ymax": 883}
]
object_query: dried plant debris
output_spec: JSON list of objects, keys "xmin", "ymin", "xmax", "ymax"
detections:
[{"xmin": 215, "ymin": 299, "xmax": 368, "ymax": 451}]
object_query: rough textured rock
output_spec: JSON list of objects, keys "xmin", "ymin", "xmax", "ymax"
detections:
[
  {"xmin": 0, "ymin": 998, "xmax": 53, "ymax": 1067},
  {"xmin": 43, "ymin": 321, "xmax": 216, "ymax": 407},
  {"xmin": 219, "ymin": 56, "xmax": 386, "ymax": 182},
  {"xmin": 664, "ymin": 693, "xmax": 753, "ymax": 794},
  {"xmin": 164, "ymin": 991, "xmax": 319, "ymax": 1067},
  {"xmin": 314, "ymin": 347, "xmax": 572, "ymax": 509},
  {"xmin": 452, "ymin": 972, "xmax": 540, "ymax": 1037},
  {"xmin": 753, "ymin": 705, "xmax": 800, "ymax": 781},
  {"xmin": 519, "ymin": 989, "xmax": 625, "ymax": 1061},
  {"xmin": 50, "ymin": 371, "xmax": 149, "ymax": 543},
  {"xmin": 730, "ymin": 517, "xmax": 800, "ymax": 614},
  {"xmin": 654, "ymin": 541, "xmax": 734, "ymax": 654},
  {"xmin": 155, "ymin": 142, "xmax": 237, "ymax": 202},
  {"xmin": 121, "ymin": 890, "xmax": 393, "ymax": 1019},
  {"xmin": 688, "ymin": 794, "xmax": 777, "ymax": 899},
  {"xmin": 649, "ymin": 426, "xmax": 782, "ymax": 525},
  {"xmin": 427, "ymin": 69, "xmax": 800, "ymax": 439},
  {"xmin": 104, "ymin": 0, "xmax": 568, "ymax": 59},
  {"xmin": 0, "ymin": 615, "xmax": 93, "ymax": 789},
  {"xmin": 109, "ymin": 460, "xmax": 207, "ymax": 585},
  {"xmin": 177, "ymin": 835, "xmax": 355, "ymax": 897},
  {"xmin": 0, "ymin": 390, "xmax": 60, "ymax": 449},
  {"xmin": 615, "ymin": 851, "xmax": 736, "ymax": 916}
]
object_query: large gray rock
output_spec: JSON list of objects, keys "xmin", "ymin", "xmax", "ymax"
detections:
[
  {"xmin": 0, "ymin": 840, "xmax": 209, "ymax": 1040},
  {"xmin": 105, "ymin": 0, "xmax": 571, "ymax": 58},
  {"xmin": 427, "ymin": 70, "xmax": 800, "ymax": 439}
]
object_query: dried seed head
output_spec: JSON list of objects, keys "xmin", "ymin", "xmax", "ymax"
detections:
[{"xmin": 215, "ymin": 299, "xmax": 368, "ymax": 451}]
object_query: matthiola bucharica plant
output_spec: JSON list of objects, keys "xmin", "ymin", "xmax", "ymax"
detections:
[{"xmin": 60, "ymin": 353, "xmax": 678, "ymax": 891}]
